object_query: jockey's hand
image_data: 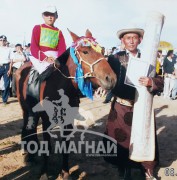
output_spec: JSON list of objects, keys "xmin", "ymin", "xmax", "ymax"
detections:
[
  {"xmin": 139, "ymin": 76, "xmax": 152, "ymax": 87},
  {"xmin": 45, "ymin": 57, "xmax": 55, "ymax": 64}
]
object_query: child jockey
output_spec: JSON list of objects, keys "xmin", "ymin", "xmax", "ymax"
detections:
[
  {"xmin": 25, "ymin": 4, "xmax": 66, "ymax": 129},
  {"xmin": 30, "ymin": 4, "xmax": 66, "ymax": 79}
]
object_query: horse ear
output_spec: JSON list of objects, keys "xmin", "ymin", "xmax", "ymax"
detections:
[
  {"xmin": 85, "ymin": 29, "xmax": 92, "ymax": 38},
  {"xmin": 67, "ymin": 28, "xmax": 80, "ymax": 42}
]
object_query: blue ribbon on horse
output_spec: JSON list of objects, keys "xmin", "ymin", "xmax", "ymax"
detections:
[{"xmin": 70, "ymin": 47, "xmax": 93, "ymax": 100}]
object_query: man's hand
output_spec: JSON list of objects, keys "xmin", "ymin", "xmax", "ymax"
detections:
[
  {"xmin": 139, "ymin": 76, "xmax": 152, "ymax": 87},
  {"xmin": 7, "ymin": 70, "xmax": 11, "ymax": 76}
]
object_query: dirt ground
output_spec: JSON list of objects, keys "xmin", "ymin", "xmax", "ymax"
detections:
[{"xmin": 0, "ymin": 95, "xmax": 177, "ymax": 180}]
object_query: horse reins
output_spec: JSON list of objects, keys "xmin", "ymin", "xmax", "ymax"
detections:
[{"xmin": 54, "ymin": 63, "xmax": 75, "ymax": 79}]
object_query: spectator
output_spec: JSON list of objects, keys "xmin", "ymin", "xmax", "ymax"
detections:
[
  {"xmin": 6, "ymin": 41, "xmax": 10, "ymax": 47},
  {"xmin": 171, "ymin": 57, "xmax": 177, "ymax": 100},
  {"xmin": 163, "ymin": 50, "xmax": 175, "ymax": 99},
  {"xmin": 11, "ymin": 44, "xmax": 27, "ymax": 97},
  {"xmin": 0, "ymin": 35, "xmax": 13, "ymax": 105},
  {"xmin": 101, "ymin": 47, "xmax": 105, "ymax": 56},
  {"xmin": 156, "ymin": 50, "xmax": 163, "ymax": 75},
  {"xmin": 24, "ymin": 43, "xmax": 31, "ymax": 61}
]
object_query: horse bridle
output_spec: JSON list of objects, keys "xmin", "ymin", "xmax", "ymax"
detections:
[
  {"xmin": 54, "ymin": 48, "xmax": 106, "ymax": 79},
  {"xmin": 75, "ymin": 50, "xmax": 105, "ymax": 78}
]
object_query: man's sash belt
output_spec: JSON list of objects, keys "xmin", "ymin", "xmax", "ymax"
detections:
[{"xmin": 116, "ymin": 97, "xmax": 134, "ymax": 107}]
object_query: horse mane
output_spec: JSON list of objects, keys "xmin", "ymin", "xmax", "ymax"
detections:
[{"xmin": 56, "ymin": 48, "xmax": 70, "ymax": 65}]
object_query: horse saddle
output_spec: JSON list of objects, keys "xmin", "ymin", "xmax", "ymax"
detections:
[
  {"xmin": 27, "ymin": 66, "xmax": 40, "ymax": 101},
  {"xmin": 27, "ymin": 65, "xmax": 55, "ymax": 101}
]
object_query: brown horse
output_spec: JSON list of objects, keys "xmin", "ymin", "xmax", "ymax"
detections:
[{"xmin": 16, "ymin": 29, "xmax": 116, "ymax": 179}]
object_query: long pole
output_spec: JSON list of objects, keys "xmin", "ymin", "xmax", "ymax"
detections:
[{"xmin": 129, "ymin": 11, "xmax": 165, "ymax": 161}]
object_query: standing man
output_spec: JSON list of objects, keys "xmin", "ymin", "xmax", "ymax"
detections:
[
  {"xmin": 11, "ymin": 44, "xmax": 27, "ymax": 97},
  {"xmin": 104, "ymin": 28, "xmax": 163, "ymax": 180},
  {"xmin": 24, "ymin": 43, "xmax": 31, "ymax": 61},
  {"xmin": 163, "ymin": 50, "xmax": 175, "ymax": 99},
  {"xmin": 0, "ymin": 35, "xmax": 12, "ymax": 105}
]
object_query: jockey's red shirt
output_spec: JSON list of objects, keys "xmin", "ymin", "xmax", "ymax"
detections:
[{"xmin": 30, "ymin": 24, "xmax": 66, "ymax": 61}]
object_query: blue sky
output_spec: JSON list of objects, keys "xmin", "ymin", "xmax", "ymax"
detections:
[{"xmin": 0, "ymin": 0, "xmax": 176, "ymax": 49}]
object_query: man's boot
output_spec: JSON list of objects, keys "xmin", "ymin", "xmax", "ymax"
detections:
[{"xmin": 118, "ymin": 167, "xmax": 132, "ymax": 180}]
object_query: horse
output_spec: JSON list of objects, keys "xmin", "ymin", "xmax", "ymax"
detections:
[{"xmin": 16, "ymin": 29, "xmax": 117, "ymax": 179}]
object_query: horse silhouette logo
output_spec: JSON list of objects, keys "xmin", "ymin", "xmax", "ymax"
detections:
[{"xmin": 32, "ymin": 89, "xmax": 91, "ymax": 140}]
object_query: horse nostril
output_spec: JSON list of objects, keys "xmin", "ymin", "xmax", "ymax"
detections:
[
  {"xmin": 105, "ymin": 75, "xmax": 116, "ymax": 88},
  {"xmin": 106, "ymin": 76, "xmax": 114, "ymax": 84},
  {"xmin": 105, "ymin": 76, "xmax": 110, "ymax": 82}
]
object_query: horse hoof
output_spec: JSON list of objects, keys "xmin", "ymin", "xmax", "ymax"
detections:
[
  {"xmin": 69, "ymin": 165, "xmax": 79, "ymax": 174},
  {"xmin": 77, "ymin": 171, "xmax": 87, "ymax": 180},
  {"xmin": 57, "ymin": 170, "xmax": 72, "ymax": 180},
  {"xmin": 39, "ymin": 173, "xmax": 48, "ymax": 180}
]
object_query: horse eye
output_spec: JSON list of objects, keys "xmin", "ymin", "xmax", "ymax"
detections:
[{"xmin": 83, "ymin": 51, "xmax": 88, "ymax": 54}]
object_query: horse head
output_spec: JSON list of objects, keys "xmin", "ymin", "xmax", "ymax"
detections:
[{"xmin": 66, "ymin": 29, "xmax": 117, "ymax": 91}]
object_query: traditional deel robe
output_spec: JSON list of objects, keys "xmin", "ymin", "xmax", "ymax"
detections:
[{"xmin": 105, "ymin": 50, "xmax": 163, "ymax": 171}]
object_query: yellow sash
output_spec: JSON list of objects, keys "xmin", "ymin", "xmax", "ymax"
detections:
[{"xmin": 39, "ymin": 26, "xmax": 60, "ymax": 48}]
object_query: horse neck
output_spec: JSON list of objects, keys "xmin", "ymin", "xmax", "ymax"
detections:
[{"xmin": 66, "ymin": 55, "xmax": 78, "ymax": 89}]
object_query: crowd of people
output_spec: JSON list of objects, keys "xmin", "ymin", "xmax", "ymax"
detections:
[
  {"xmin": 159, "ymin": 49, "xmax": 177, "ymax": 100},
  {"xmin": 0, "ymin": 36, "xmax": 31, "ymax": 104},
  {"xmin": 1, "ymin": 40, "xmax": 177, "ymax": 105}
]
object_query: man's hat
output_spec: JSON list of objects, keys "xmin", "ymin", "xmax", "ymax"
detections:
[
  {"xmin": 117, "ymin": 28, "xmax": 144, "ymax": 39},
  {"xmin": 0, "ymin": 35, "xmax": 7, "ymax": 41},
  {"xmin": 42, "ymin": 4, "xmax": 57, "ymax": 14}
]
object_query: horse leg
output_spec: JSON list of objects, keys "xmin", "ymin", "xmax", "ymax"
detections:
[
  {"xmin": 39, "ymin": 113, "xmax": 53, "ymax": 178},
  {"xmin": 57, "ymin": 124, "xmax": 73, "ymax": 179},
  {"xmin": 21, "ymin": 110, "xmax": 39, "ymax": 163},
  {"xmin": 57, "ymin": 139, "xmax": 70, "ymax": 179},
  {"xmin": 41, "ymin": 113, "xmax": 52, "ymax": 153}
]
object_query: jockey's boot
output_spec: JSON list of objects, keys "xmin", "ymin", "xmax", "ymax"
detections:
[{"xmin": 26, "ymin": 67, "xmax": 40, "ymax": 130}]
